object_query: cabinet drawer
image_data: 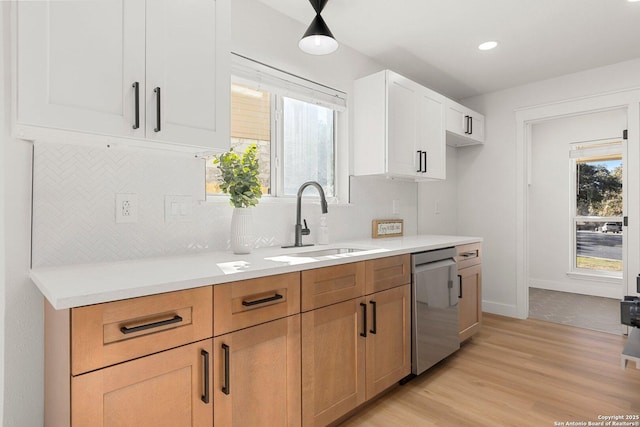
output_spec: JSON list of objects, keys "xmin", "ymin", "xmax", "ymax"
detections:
[
  {"xmin": 456, "ymin": 243, "xmax": 482, "ymax": 269},
  {"xmin": 365, "ymin": 254, "xmax": 411, "ymax": 294},
  {"xmin": 213, "ymin": 272, "xmax": 300, "ymax": 336},
  {"xmin": 71, "ymin": 286, "xmax": 212, "ymax": 375},
  {"xmin": 301, "ymin": 262, "xmax": 365, "ymax": 311}
]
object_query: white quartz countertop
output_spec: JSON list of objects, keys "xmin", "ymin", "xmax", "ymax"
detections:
[{"xmin": 30, "ymin": 234, "xmax": 482, "ymax": 310}]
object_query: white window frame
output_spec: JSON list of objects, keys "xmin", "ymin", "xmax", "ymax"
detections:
[
  {"xmin": 568, "ymin": 138, "xmax": 624, "ymax": 280},
  {"xmin": 209, "ymin": 53, "xmax": 348, "ymax": 204}
]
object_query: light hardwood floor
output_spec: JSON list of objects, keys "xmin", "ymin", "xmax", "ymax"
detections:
[{"xmin": 338, "ymin": 313, "xmax": 640, "ymax": 426}]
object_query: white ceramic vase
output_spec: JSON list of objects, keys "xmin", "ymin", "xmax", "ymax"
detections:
[{"xmin": 230, "ymin": 207, "xmax": 254, "ymax": 254}]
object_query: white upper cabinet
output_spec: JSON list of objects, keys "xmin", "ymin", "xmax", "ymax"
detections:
[
  {"xmin": 15, "ymin": 0, "xmax": 230, "ymax": 153},
  {"xmin": 354, "ymin": 70, "xmax": 446, "ymax": 180},
  {"xmin": 445, "ymin": 99, "xmax": 485, "ymax": 146},
  {"xmin": 16, "ymin": 1, "xmax": 145, "ymax": 138},
  {"xmin": 145, "ymin": 0, "xmax": 229, "ymax": 150}
]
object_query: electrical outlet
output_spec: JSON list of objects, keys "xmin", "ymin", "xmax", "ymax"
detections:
[
  {"xmin": 116, "ymin": 194, "xmax": 138, "ymax": 223},
  {"xmin": 392, "ymin": 199, "xmax": 400, "ymax": 215}
]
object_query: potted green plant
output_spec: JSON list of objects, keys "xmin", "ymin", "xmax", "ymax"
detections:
[{"xmin": 214, "ymin": 144, "xmax": 262, "ymax": 254}]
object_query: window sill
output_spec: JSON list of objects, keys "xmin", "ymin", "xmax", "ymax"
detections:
[
  {"xmin": 566, "ymin": 271, "xmax": 623, "ymax": 284},
  {"xmin": 202, "ymin": 194, "xmax": 353, "ymax": 207}
]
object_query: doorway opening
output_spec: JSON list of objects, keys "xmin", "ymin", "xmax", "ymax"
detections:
[{"xmin": 526, "ymin": 109, "xmax": 627, "ymax": 334}]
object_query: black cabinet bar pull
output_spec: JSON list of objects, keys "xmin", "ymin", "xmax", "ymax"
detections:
[
  {"xmin": 416, "ymin": 150, "xmax": 423, "ymax": 173},
  {"xmin": 154, "ymin": 87, "xmax": 161, "ymax": 132},
  {"xmin": 201, "ymin": 349, "xmax": 210, "ymax": 404},
  {"xmin": 469, "ymin": 115, "xmax": 473, "ymax": 135},
  {"xmin": 120, "ymin": 315, "xmax": 182, "ymax": 335},
  {"xmin": 369, "ymin": 300, "xmax": 377, "ymax": 334},
  {"xmin": 458, "ymin": 274, "xmax": 463, "ymax": 299},
  {"xmin": 132, "ymin": 82, "xmax": 140, "ymax": 129},
  {"xmin": 360, "ymin": 302, "xmax": 367, "ymax": 337},
  {"xmin": 222, "ymin": 343, "xmax": 230, "ymax": 395},
  {"xmin": 422, "ymin": 151, "xmax": 428, "ymax": 173},
  {"xmin": 464, "ymin": 115, "xmax": 470, "ymax": 134},
  {"xmin": 242, "ymin": 293, "xmax": 283, "ymax": 307}
]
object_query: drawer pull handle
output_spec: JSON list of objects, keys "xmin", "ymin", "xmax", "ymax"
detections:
[
  {"xmin": 460, "ymin": 252, "xmax": 477, "ymax": 258},
  {"xmin": 119, "ymin": 315, "xmax": 183, "ymax": 335},
  {"xmin": 241, "ymin": 293, "xmax": 283, "ymax": 307},
  {"xmin": 201, "ymin": 349, "xmax": 210, "ymax": 404},
  {"xmin": 222, "ymin": 343, "xmax": 230, "ymax": 395}
]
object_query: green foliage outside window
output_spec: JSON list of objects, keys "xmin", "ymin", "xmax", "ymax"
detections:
[{"xmin": 577, "ymin": 162, "xmax": 622, "ymax": 217}]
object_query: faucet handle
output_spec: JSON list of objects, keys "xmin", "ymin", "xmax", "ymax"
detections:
[{"xmin": 302, "ymin": 219, "xmax": 310, "ymax": 236}]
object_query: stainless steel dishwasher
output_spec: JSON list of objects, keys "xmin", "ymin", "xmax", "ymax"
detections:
[{"xmin": 411, "ymin": 247, "xmax": 459, "ymax": 375}]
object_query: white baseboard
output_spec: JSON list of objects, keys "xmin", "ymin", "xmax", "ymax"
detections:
[{"xmin": 482, "ymin": 300, "xmax": 521, "ymax": 318}]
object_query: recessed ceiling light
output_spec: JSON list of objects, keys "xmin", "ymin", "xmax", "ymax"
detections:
[{"xmin": 478, "ymin": 41, "xmax": 498, "ymax": 51}]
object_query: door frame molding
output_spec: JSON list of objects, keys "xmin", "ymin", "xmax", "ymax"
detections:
[{"xmin": 514, "ymin": 88, "xmax": 640, "ymax": 319}]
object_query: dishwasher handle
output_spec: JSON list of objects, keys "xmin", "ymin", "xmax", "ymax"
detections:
[{"xmin": 413, "ymin": 258, "xmax": 456, "ymax": 273}]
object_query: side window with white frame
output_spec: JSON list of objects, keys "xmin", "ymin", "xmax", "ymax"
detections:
[
  {"xmin": 206, "ymin": 54, "xmax": 346, "ymax": 200},
  {"xmin": 570, "ymin": 139, "xmax": 624, "ymax": 276}
]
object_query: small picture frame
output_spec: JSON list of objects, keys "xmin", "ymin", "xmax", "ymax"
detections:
[{"xmin": 372, "ymin": 219, "xmax": 404, "ymax": 238}]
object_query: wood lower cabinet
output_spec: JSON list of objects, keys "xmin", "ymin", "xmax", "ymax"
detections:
[
  {"xmin": 213, "ymin": 315, "xmax": 301, "ymax": 427},
  {"xmin": 301, "ymin": 298, "xmax": 366, "ymax": 427},
  {"xmin": 72, "ymin": 339, "xmax": 213, "ymax": 427},
  {"xmin": 365, "ymin": 254, "xmax": 411, "ymax": 294},
  {"xmin": 301, "ymin": 258, "xmax": 412, "ymax": 426},
  {"xmin": 365, "ymin": 284, "xmax": 411, "ymax": 399},
  {"xmin": 456, "ymin": 243, "xmax": 483, "ymax": 342},
  {"xmin": 301, "ymin": 262, "xmax": 365, "ymax": 311},
  {"xmin": 458, "ymin": 264, "xmax": 482, "ymax": 341}
]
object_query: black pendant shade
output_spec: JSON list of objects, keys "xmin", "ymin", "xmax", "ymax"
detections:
[{"xmin": 299, "ymin": 0, "xmax": 338, "ymax": 55}]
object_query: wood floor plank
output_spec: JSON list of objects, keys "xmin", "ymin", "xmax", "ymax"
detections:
[{"xmin": 337, "ymin": 313, "xmax": 640, "ymax": 426}]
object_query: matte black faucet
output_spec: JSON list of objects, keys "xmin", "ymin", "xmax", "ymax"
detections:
[{"xmin": 283, "ymin": 181, "xmax": 328, "ymax": 248}]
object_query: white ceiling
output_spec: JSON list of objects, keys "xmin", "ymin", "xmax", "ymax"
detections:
[{"xmin": 257, "ymin": 0, "xmax": 640, "ymax": 100}]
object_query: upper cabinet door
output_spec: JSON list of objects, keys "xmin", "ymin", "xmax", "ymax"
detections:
[
  {"xmin": 446, "ymin": 100, "xmax": 485, "ymax": 146},
  {"xmin": 387, "ymin": 75, "xmax": 420, "ymax": 177},
  {"xmin": 416, "ymin": 87, "xmax": 446, "ymax": 180},
  {"xmin": 16, "ymin": 0, "xmax": 145, "ymax": 137},
  {"xmin": 387, "ymin": 72, "xmax": 446, "ymax": 180},
  {"xmin": 145, "ymin": 0, "xmax": 230, "ymax": 151}
]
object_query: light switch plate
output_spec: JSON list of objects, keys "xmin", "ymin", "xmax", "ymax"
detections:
[{"xmin": 164, "ymin": 195, "xmax": 193, "ymax": 223}]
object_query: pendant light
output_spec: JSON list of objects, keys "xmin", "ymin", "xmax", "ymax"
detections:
[{"xmin": 299, "ymin": 0, "xmax": 338, "ymax": 55}]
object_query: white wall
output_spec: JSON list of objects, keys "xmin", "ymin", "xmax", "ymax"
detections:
[
  {"xmin": 418, "ymin": 147, "xmax": 458, "ymax": 235},
  {"xmin": 0, "ymin": 3, "xmax": 7, "ymax": 422},
  {"xmin": 457, "ymin": 58, "xmax": 640, "ymax": 317},
  {"xmin": 1, "ymin": 2, "xmax": 42, "ymax": 425},
  {"xmin": 529, "ymin": 109, "xmax": 627, "ymax": 298}
]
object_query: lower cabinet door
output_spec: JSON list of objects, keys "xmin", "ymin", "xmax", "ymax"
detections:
[
  {"xmin": 365, "ymin": 284, "xmax": 411, "ymax": 399},
  {"xmin": 213, "ymin": 315, "xmax": 301, "ymax": 427},
  {"xmin": 302, "ymin": 298, "xmax": 366, "ymax": 427},
  {"xmin": 71, "ymin": 339, "xmax": 213, "ymax": 427},
  {"xmin": 458, "ymin": 264, "xmax": 482, "ymax": 341}
]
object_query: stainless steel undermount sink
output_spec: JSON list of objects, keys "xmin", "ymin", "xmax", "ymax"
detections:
[{"xmin": 287, "ymin": 247, "xmax": 365, "ymax": 257}]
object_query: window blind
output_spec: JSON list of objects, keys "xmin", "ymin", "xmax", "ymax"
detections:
[{"xmin": 231, "ymin": 53, "xmax": 347, "ymax": 111}]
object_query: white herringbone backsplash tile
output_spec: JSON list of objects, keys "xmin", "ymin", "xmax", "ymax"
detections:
[
  {"xmin": 32, "ymin": 142, "xmax": 215, "ymax": 267},
  {"xmin": 32, "ymin": 142, "xmax": 418, "ymax": 267}
]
